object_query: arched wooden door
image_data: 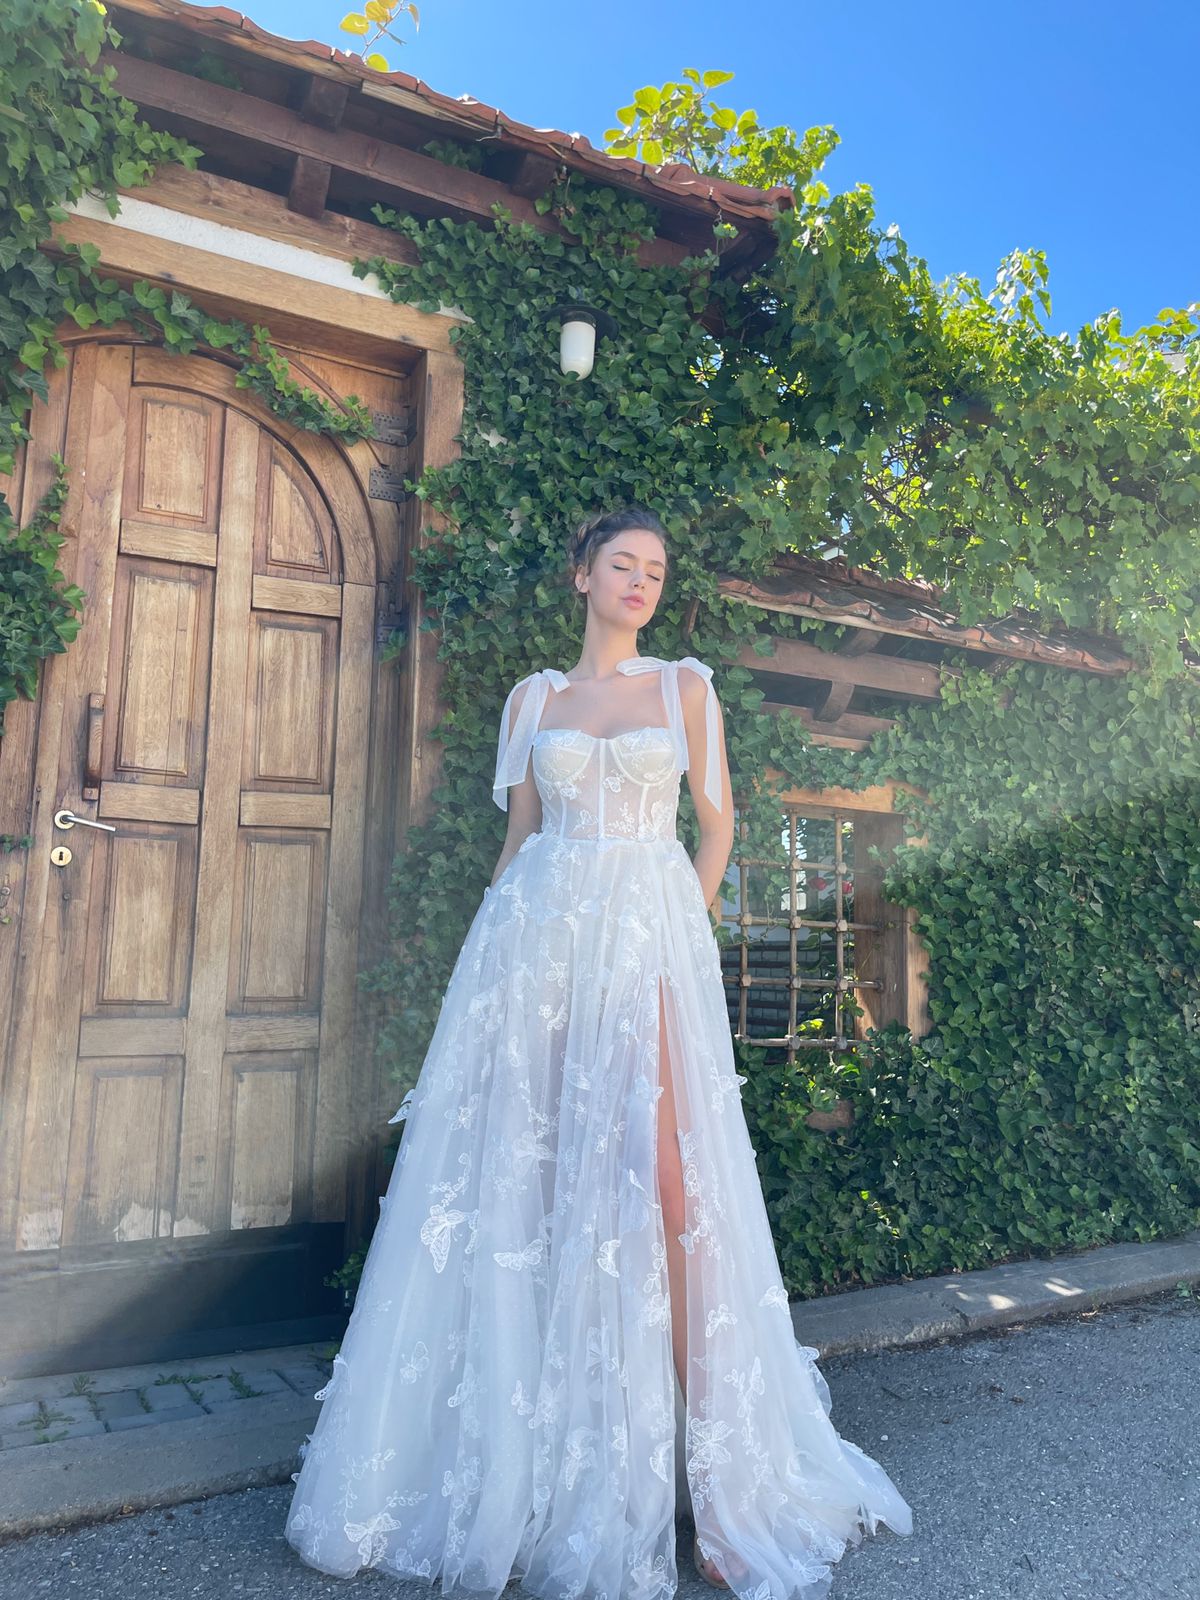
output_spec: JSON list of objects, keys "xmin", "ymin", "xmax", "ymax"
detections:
[{"xmin": 2, "ymin": 340, "xmax": 380, "ymax": 1375}]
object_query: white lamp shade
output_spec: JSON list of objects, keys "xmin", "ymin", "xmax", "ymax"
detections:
[{"xmin": 559, "ymin": 315, "xmax": 597, "ymax": 378}]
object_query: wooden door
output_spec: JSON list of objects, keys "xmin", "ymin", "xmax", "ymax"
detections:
[{"xmin": 0, "ymin": 339, "xmax": 385, "ymax": 1376}]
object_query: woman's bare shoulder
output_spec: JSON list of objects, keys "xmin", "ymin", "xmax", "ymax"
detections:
[{"xmin": 676, "ymin": 658, "xmax": 715, "ymax": 706}]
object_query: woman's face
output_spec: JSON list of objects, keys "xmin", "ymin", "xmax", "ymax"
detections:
[{"xmin": 576, "ymin": 527, "xmax": 667, "ymax": 629}]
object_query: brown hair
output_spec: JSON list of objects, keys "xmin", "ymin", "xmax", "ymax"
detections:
[{"xmin": 567, "ymin": 505, "xmax": 670, "ymax": 606}]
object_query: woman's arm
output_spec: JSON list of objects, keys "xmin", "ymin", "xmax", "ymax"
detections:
[
  {"xmin": 490, "ymin": 679, "xmax": 543, "ymax": 887},
  {"xmin": 679, "ymin": 666, "xmax": 735, "ymax": 910}
]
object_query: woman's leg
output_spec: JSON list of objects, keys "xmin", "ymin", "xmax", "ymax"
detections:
[
  {"xmin": 656, "ymin": 975, "xmax": 690, "ymax": 1400},
  {"xmin": 657, "ymin": 976, "xmax": 734, "ymax": 1588}
]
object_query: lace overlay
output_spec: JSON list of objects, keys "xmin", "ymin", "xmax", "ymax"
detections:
[{"xmin": 285, "ymin": 659, "xmax": 912, "ymax": 1599}]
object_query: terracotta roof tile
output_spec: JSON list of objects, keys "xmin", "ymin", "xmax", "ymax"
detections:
[
  {"xmin": 720, "ymin": 552, "xmax": 1150, "ymax": 675},
  {"xmin": 113, "ymin": 0, "xmax": 794, "ymax": 226}
]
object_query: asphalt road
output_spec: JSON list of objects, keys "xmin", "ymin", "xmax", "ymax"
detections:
[{"xmin": 1, "ymin": 1291, "xmax": 1196, "ymax": 1600}]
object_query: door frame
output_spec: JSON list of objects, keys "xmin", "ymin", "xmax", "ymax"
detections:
[{"xmin": 0, "ymin": 186, "xmax": 465, "ymax": 1374}]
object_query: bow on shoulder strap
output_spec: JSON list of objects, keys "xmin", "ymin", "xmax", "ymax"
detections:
[
  {"xmin": 492, "ymin": 656, "xmax": 724, "ymax": 814},
  {"xmin": 616, "ymin": 654, "xmax": 723, "ymax": 816},
  {"xmin": 492, "ymin": 668, "xmax": 569, "ymax": 811}
]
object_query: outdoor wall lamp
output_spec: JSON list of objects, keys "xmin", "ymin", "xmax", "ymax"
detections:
[{"xmin": 543, "ymin": 301, "xmax": 618, "ymax": 379}]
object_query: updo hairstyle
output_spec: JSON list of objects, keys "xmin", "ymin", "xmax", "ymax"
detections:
[{"xmin": 567, "ymin": 504, "xmax": 670, "ymax": 608}]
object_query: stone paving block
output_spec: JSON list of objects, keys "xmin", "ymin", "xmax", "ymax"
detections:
[
  {"xmin": 141, "ymin": 1384, "xmax": 203, "ymax": 1414},
  {"xmin": 19, "ymin": 1418, "xmax": 107, "ymax": 1442},
  {"xmin": 191, "ymin": 1376, "xmax": 239, "ymax": 1408},
  {"xmin": 38, "ymin": 1396, "xmax": 97, "ymax": 1424},
  {"xmin": 93, "ymin": 1389, "xmax": 147, "ymax": 1422},
  {"xmin": 277, "ymin": 1363, "xmax": 334, "ymax": 1397},
  {"xmin": 225, "ymin": 1369, "xmax": 288, "ymax": 1396},
  {"xmin": 0, "ymin": 1401, "xmax": 42, "ymax": 1429},
  {"xmin": 0, "ymin": 1342, "xmax": 340, "ymax": 1410},
  {"xmin": 123, "ymin": 1402, "xmax": 202, "ymax": 1428}
]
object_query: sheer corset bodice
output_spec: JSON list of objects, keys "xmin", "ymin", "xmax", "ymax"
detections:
[
  {"xmin": 491, "ymin": 656, "xmax": 724, "ymax": 826},
  {"xmin": 531, "ymin": 725, "xmax": 682, "ymax": 843}
]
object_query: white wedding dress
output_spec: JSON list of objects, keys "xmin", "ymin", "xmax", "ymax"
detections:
[{"xmin": 285, "ymin": 654, "xmax": 912, "ymax": 1599}]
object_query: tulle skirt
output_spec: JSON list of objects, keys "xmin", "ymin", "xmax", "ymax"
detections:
[{"xmin": 285, "ymin": 828, "xmax": 912, "ymax": 1598}]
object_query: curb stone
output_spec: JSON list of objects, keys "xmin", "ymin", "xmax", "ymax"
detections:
[{"xmin": 788, "ymin": 1227, "xmax": 1200, "ymax": 1356}]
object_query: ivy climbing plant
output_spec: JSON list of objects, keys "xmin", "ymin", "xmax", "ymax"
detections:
[
  {"xmin": 0, "ymin": 0, "xmax": 375, "ymax": 746},
  {"xmin": 330, "ymin": 69, "xmax": 1200, "ymax": 1298}
]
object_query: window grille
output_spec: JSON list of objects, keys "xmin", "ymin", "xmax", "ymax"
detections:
[{"xmin": 719, "ymin": 803, "xmax": 887, "ymax": 1063}]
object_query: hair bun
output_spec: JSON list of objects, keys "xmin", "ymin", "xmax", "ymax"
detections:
[{"xmin": 567, "ymin": 504, "xmax": 668, "ymax": 576}]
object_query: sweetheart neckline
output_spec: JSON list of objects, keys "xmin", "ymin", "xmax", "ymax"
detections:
[{"xmin": 532, "ymin": 724, "xmax": 672, "ymax": 744}]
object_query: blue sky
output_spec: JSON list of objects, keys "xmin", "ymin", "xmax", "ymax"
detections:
[{"xmin": 220, "ymin": 0, "xmax": 1196, "ymax": 338}]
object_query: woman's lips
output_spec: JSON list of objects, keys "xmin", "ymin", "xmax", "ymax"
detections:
[{"xmin": 624, "ymin": 596, "xmax": 645, "ymax": 609}]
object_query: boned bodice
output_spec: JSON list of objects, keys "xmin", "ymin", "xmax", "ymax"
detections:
[{"xmin": 532, "ymin": 726, "xmax": 681, "ymax": 843}]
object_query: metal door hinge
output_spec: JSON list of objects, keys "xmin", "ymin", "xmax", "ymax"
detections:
[
  {"xmin": 368, "ymin": 467, "xmax": 409, "ymax": 504},
  {"xmin": 368, "ymin": 410, "xmax": 410, "ymax": 446},
  {"xmin": 375, "ymin": 604, "xmax": 407, "ymax": 647}
]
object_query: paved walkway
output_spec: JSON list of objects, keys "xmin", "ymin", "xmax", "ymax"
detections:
[
  {"xmin": 0, "ymin": 1345, "xmax": 334, "ymax": 1452},
  {"xmin": 1, "ymin": 1228, "xmax": 1198, "ymax": 1541}
]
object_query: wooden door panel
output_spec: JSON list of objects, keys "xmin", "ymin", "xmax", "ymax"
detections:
[
  {"xmin": 244, "ymin": 615, "xmax": 338, "ymax": 789},
  {"xmin": 260, "ymin": 438, "xmax": 340, "ymax": 578},
  {"xmin": 98, "ymin": 784, "xmax": 201, "ymax": 824},
  {"xmin": 126, "ymin": 385, "xmax": 225, "ymax": 530},
  {"xmin": 228, "ymin": 834, "xmax": 328, "ymax": 1010},
  {"xmin": 62, "ymin": 1056, "xmax": 184, "ymax": 1246},
  {"xmin": 107, "ymin": 559, "xmax": 213, "ymax": 786},
  {"xmin": 252, "ymin": 575, "xmax": 342, "ymax": 616},
  {"xmin": 220, "ymin": 1052, "xmax": 316, "ymax": 1231},
  {"xmin": 82, "ymin": 827, "xmax": 197, "ymax": 1011}
]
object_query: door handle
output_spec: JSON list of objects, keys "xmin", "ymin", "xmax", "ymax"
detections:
[{"xmin": 54, "ymin": 809, "xmax": 117, "ymax": 833}]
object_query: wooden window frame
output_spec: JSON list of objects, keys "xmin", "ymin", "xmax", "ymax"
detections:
[{"xmin": 721, "ymin": 775, "xmax": 931, "ymax": 1063}]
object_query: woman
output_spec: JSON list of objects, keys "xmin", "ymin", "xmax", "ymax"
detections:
[{"xmin": 285, "ymin": 506, "xmax": 912, "ymax": 1598}]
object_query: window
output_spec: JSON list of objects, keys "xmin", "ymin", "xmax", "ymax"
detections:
[{"xmin": 719, "ymin": 800, "xmax": 910, "ymax": 1063}]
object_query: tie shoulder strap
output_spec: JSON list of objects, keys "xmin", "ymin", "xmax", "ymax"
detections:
[
  {"xmin": 492, "ymin": 667, "xmax": 568, "ymax": 811},
  {"xmin": 673, "ymin": 656, "xmax": 723, "ymax": 816},
  {"xmin": 616, "ymin": 654, "xmax": 723, "ymax": 816}
]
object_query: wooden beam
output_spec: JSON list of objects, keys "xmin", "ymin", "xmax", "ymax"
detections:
[
  {"xmin": 759, "ymin": 700, "xmax": 898, "ymax": 751},
  {"xmin": 298, "ymin": 74, "xmax": 349, "ymax": 131},
  {"xmin": 760, "ymin": 775, "xmax": 923, "ymax": 814},
  {"xmin": 737, "ymin": 638, "xmax": 950, "ymax": 701},
  {"xmin": 811, "ymin": 679, "xmax": 856, "ymax": 722},
  {"xmin": 503, "ymin": 151, "xmax": 564, "ymax": 200},
  {"xmin": 839, "ymin": 630, "xmax": 884, "ymax": 656},
  {"xmin": 109, "ymin": 163, "xmax": 421, "ymax": 271},
  {"xmin": 287, "ymin": 154, "xmax": 333, "ymax": 219},
  {"xmin": 809, "ymin": 630, "xmax": 882, "ymax": 720},
  {"xmin": 41, "ymin": 209, "xmax": 455, "ymax": 361},
  {"xmin": 712, "ymin": 225, "xmax": 784, "ymax": 283},
  {"xmin": 103, "ymin": 51, "xmax": 693, "ymax": 269},
  {"xmin": 396, "ymin": 347, "xmax": 464, "ymax": 849},
  {"xmin": 110, "ymin": 0, "xmax": 355, "ymax": 83}
]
